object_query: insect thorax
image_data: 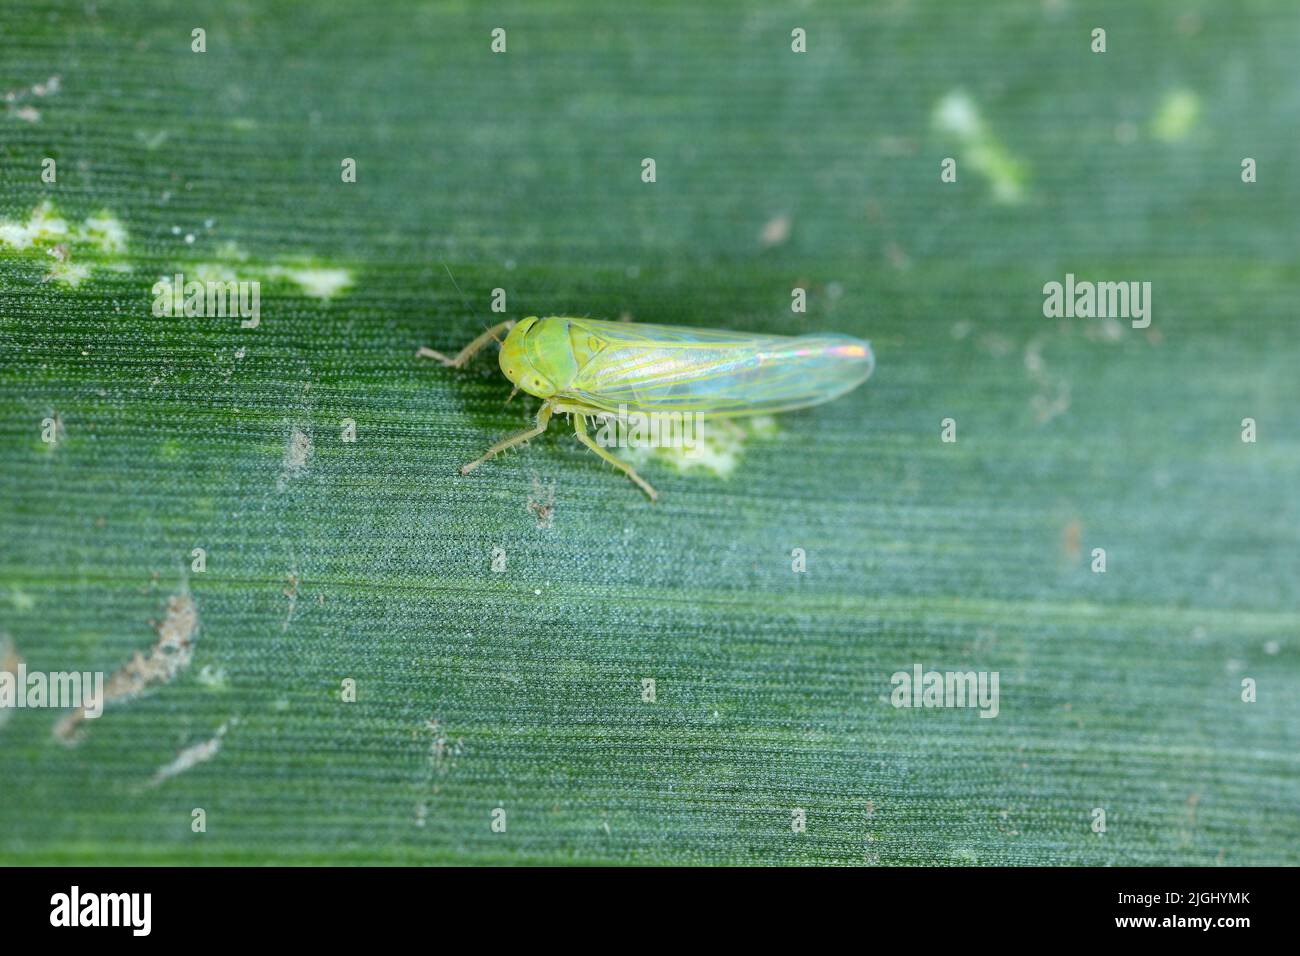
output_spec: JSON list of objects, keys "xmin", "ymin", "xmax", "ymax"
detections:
[{"xmin": 524, "ymin": 317, "xmax": 587, "ymax": 390}]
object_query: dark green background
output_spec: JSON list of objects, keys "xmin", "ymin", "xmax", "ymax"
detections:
[{"xmin": 1, "ymin": 1, "xmax": 1296, "ymax": 864}]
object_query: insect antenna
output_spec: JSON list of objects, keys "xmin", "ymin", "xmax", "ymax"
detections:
[{"xmin": 442, "ymin": 260, "xmax": 507, "ymax": 348}]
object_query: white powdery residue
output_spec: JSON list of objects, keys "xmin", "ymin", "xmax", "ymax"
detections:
[
  {"xmin": 148, "ymin": 718, "xmax": 236, "ymax": 787},
  {"xmin": 170, "ymin": 243, "xmax": 352, "ymax": 300},
  {"xmin": 44, "ymin": 259, "xmax": 92, "ymax": 287},
  {"xmin": 0, "ymin": 201, "xmax": 70, "ymax": 251},
  {"xmin": 190, "ymin": 262, "xmax": 240, "ymax": 285},
  {"xmin": 31, "ymin": 76, "xmax": 61, "ymax": 97},
  {"xmin": 266, "ymin": 265, "xmax": 353, "ymax": 300},
  {"xmin": 77, "ymin": 213, "xmax": 129, "ymax": 254},
  {"xmin": 195, "ymin": 665, "xmax": 227, "ymax": 690},
  {"xmin": 2, "ymin": 204, "xmax": 131, "ymax": 288},
  {"xmin": 4, "ymin": 75, "xmax": 60, "ymax": 123},
  {"xmin": 4, "ymin": 74, "xmax": 60, "ymax": 101},
  {"xmin": 214, "ymin": 240, "xmax": 250, "ymax": 261},
  {"xmin": 760, "ymin": 214, "xmax": 791, "ymax": 247},
  {"xmin": 932, "ymin": 89, "xmax": 1026, "ymax": 204},
  {"xmin": 934, "ymin": 90, "xmax": 982, "ymax": 138},
  {"xmin": 620, "ymin": 415, "xmax": 778, "ymax": 479},
  {"xmin": 277, "ymin": 426, "xmax": 313, "ymax": 490}
]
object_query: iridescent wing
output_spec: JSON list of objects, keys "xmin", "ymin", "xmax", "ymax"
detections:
[{"xmin": 560, "ymin": 318, "xmax": 875, "ymax": 416}]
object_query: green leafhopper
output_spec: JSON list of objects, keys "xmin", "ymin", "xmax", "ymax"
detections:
[{"xmin": 420, "ymin": 316, "xmax": 875, "ymax": 501}]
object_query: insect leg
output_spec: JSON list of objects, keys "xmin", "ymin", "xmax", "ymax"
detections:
[
  {"xmin": 572, "ymin": 415, "xmax": 659, "ymax": 502},
  {"xmin": 459, "ymin": 402, "xmax": 553, "ymax": 475},
  {"xmin": 418, "ymin": 319, "xmax": 517, "ymax": 368}
]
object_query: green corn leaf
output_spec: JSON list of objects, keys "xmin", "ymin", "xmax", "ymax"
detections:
[{"xmin": 1, "ymin": 0, "xmax": 1296, "ymax": 865}]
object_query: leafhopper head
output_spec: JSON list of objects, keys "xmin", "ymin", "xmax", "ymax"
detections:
[{"xmin": 499, "ymin": 316, "xmax": 581, "ymax": 400}]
